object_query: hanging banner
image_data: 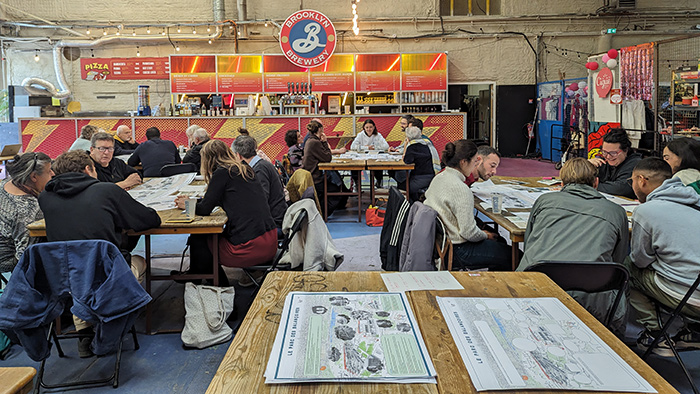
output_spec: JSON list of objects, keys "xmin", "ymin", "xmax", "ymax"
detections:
[{"xmin": 280, "ymin": 9, "xmax": 336, "ymax": 68}]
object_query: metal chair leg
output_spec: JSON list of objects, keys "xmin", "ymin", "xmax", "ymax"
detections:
[{"xmin": 131, "ymin": 325, "xmax": 139, "ymax": 350}]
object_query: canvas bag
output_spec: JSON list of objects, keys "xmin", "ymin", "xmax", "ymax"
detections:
[
  {"xmin": 181, "ymin": 283, "xmax": 235, "ymax": 349},
  {"xmin": 365, "ymin": 205, "xmax": 386, "ymax": 227}
]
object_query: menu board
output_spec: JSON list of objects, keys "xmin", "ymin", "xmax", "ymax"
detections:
[
  {"xmin": 217, "ymin": 55, "xmax": 263, "ymax": 93},
  {"xmin": 355, "ymin": 54, "xmax": 400, "ymax": 92},
  {"xmin": 80, "ymin": 57, "xmax": 169, "ymax": 80},
  {"xmin": 170, "ymin": 55, "xmax": 217, "ymax": 93},
  {"xmin": 309, "ymin": 54, "xmax": 354, "ymax": 92},
  {"xmin": 401, "ymin": 53, "xmax": 447, "ymax": 91},
  {"xmin": 263, "ymin": 55, "xmax": 309, "ymax": 93}
]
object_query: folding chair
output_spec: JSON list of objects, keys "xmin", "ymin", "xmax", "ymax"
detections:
[
  {"xmin": 242, "ymin": 209, "xmax": 309, "ymax": 289},
  {"xmin": 159, "ymin": 163, "xmax": 197, "ymax": 177},
  {"xmin": 524, "ymin": 261, "xmax": 629, "ymax": 329},
  {"xmin": 274, "ymin": 160, "xmax": 290, "ymax": 186},
  {"xmin": 641, "ymin": 271, "xmax": 700, "ymax": 394}
]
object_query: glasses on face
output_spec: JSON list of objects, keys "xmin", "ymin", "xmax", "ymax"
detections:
[
  {"xmin": 95, "ymin": 146, "xmax": 114, "ymax": 153},
  {"xmin": 600, "ymin": 149, "xmax": 623, "ymax": 158}
]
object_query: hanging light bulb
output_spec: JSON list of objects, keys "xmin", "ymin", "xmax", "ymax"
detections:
[
  {"xmin": 208, "ymin": 39, "xmax": 212, "ymax": 44},
  {"xmin": 175, "ymin": 44, "xmax": 180, "ymax": 51},
  {"xmin": 34, "ymin": 50, "xmax": 39, "ymax": 62},
  {"xmin": 264, "ymin": 20, "xmax": 268, "ymax": 27},
  {"xmin": 192, "ymin": 27, "xmax": 197, "ymax": 34},
  {"xmin": 229, "ymin": 23, "xmax": 234, "ymax": 30},
  {"xmin": 177, "ymin": 25, "xmax": 181, "ymax": 33},
  {"xmin": 103, "ymin": 28, "xmax": 107, "ymax": 36},
  {"xmin": 136, "ymin": 46, "xmax": 141, "ymax": 57},
  {"xmin": 352, "ymin": 0, "xmax": 360, "ymax": 36},
  {"xmin": 91, "ymin": 49, "xmax": 94, "ymax": 58},
  {"xmin": 115, "ymin": 27, "xmax": 120, "ymax": 36},
  {"xmin": 86, "ymin": 27, "xmax": 90, "ymax": 35},
  {"xmin": 162, "ymin": 28, "xmax": 166, "ymax": 36},
  {"xmin": 132, "ymin": 29, "xmax": 136, "ymax": 36},
  {"xmin": 146, "ymin": 26, "xmax": 151, "ymax": 34},
  {"xmin": 207, "ymin": 25, "xmax": 211, "ymax": 32}
]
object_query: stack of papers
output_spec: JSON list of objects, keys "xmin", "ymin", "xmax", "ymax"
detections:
[
  {"xmin": 265, "ymin": 292, "xmax": 436, "ymax": 384},
  {"xmin": 127, "ymin": 173, "xmax": 196, "ymax": 211},
  {"xmin": 380, "ymin": 271, "xmax": 464, "ymax": 292}
]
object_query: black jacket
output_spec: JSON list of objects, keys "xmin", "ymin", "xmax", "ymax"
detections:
[
  {"xmin": 197, "ymin": 166, "xmax": 275, "ymax": 245},
  {"xmin": 182, "ymin": 139, "xmax": 209, "ymax": 173},
  {"xmin": 114, "ymin": 139, "xmax": 139, "ymax": 156},
  {"xmin": 92, "ymin": 157, "xmax": 138, "ymax": 184},
  {"xmin": 39, "ymin": 173, "xmax": 161, "ymax": 253},
  {"xmin": 128, "ymin": 138, "xmax": 181, "ymax": 177},
  {"xmin": 597, "ymin": 152, "xmax": 642, "ymax": 199},
  {"xmin": 380, "ymin": 186, "xmax": 411, "ymax": 271},
  {"xmin": 252, "ymin": 158, "xmax": 288, "ymax": 228}
]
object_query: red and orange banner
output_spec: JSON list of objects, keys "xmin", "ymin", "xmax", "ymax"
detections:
[{"xmin": 80, "ymin": 57, "xmax": 170, "ymax": 80}]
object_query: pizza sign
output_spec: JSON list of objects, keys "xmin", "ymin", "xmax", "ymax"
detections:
[
  {"xmin": 596, "ymin": 67, "xmax": 613, "ymax": 98},
  {"xmin": 280, "ymin": 10, "xmax": 336, "ymax": 68}
]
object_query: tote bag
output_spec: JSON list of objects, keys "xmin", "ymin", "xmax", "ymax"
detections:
[{"xmin": 181, "ymin": 283, "xmax": 235, "ymax": 349}]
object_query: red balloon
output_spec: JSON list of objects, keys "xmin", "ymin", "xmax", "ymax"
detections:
[
  {"xmin": 607, "ymin": 49, "xmax": 618, "ymax": 59},
  {"xmin": 586, "ymin": 62, "xmax": 599, "ymax": 71}
]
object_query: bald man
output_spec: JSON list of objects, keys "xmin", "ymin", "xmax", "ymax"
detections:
[{"xmin": 114, "ymin": 125, "xmax": 139, "ymax": 156}]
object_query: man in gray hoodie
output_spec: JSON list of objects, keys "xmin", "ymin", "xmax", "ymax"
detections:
[{"xmin": 628, "ymin": 157, "xmax": 700, "ymax": 356}]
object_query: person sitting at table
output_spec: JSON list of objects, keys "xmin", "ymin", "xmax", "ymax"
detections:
[
  {"xmin": 185, "ymin": 124, "xmax": 203, "ymax": 149},
  {"xmin": 302, "ymin": 120, "xmax": 348, "ymax": 217},
  {"xmin": 302, "ymin": 119, "xmax": 347, "ymax": 154},
  {"xmin": 424, "ymin": 139, "xmax": 511, "ymax": 271},
  {"xmin": 127, "ymin": 127, "xmax": 180, "ymax": 177},
  {"xmin": 466, "ymin": 145, "xmax": 501, "ymax": 186},
  {"xmin": 516, "ymin": 158, "xmax": 629, "ymax": 336},
  {"xmin": 400, "ymin": 126, "xmax": 435, "ymax": 202},
  {"xmin": 390, "ymin": 118, "xmax": 440, "ymax": 188},
  {"xmin": 625, "ymin": 158, "xmax": 700, "ymax": 355},
  {"xmin": 236, "ymin": 127, "xmax": 273, "ymax": 163},
  {"xmin": 113, "ymin": 125, "xmax": 139, "ymax": 156},
  {"xmin": 89, "ymin": 132, "xmax": 141, "ymax": 189},
  {"xmin": 350, "ymin": 119, "xmax": 390, "ymax": 189},
  {"xmin": 69, "ymin": 125, "xmax": 98, "ymax": 152},
  {"xmin": 0, "ymin": 152, "xmax": 53, "ymax": 274},
  {"xmin": 233, "ymin": 135, "xmax": 287, "ymax": 230},
  {"xmin": 388, "ymin": 114, "xmax": 415, "ymax": 153},
  {"xmin": 285, "ymin": 129, "xmax": 304, "ymax": 173},
  {"xmin": 663, "ymin": 137, "xmax": 700, "ymax": 194},
  {"xmin": 39, "ymin": 150, "xmax": 161, "ymax": 357},
  {"xmin": 588, "ymin": 128, "xmax": 641, "ymax": 199},
  {"xmin": 174, "ymin": 140, "xmax": 277, "ymax": 285},
  {"xmin": 182, "ymin": 127, "xmax": 210, "ymax": 173}
]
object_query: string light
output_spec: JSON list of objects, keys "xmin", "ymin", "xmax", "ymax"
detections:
[
  {"xmin": 207, "ymin": 25, "xmax": 211, "ymax": 32},
  {"xmin": 351, "ymin": 0, "xmax": 360, "ymax": 35},
  {"xmin": 208, "ymin": 39, "xmax": 212, "ymax": 44},
  {"xmin": 136, "ymin": 46, "xmax": 140, "ymax": 57},
  {"xmin": 132, "ymin": 29, "xmax": 136, "ymax": 36},
  {"xmin": 86, "ymin": 27, "xmax": 90, "ymax": 35},
  {"xmin": 146, "ymin": 26, "xmax": 151, "ymax": 34},
  {"xmin": 162, "ymin": 28, "xmax": 166, "ymax": 36},
  {"xmin": 192, "ymin": 27, "xmax": 197, "ymax": 34},
  {"xmin": 115, "ymin": 27, "xmax": 120, "ymax": 36},
  {"xmin": 175, "ymin": 44, "xmax": 180, "ymax": 51},
  {"xmin": 103, "ymin": 28, "xmax": 107, "ymax": 36},
  {"xmin": 177, "ymin": 25, "xmax": 181, "ymax": 33},
  {"xmin": 90, "ymin": 49, "xmax": 94, "ymax": 58},
  {"xmin": 34, "ymin": 50, "xmax": 39, "ymax": 62},
  {"xmin": 264, "ymin": 20, "xmax": 268, "ymax": 27}
]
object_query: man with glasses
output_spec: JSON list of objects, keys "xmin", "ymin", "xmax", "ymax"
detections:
[
  {"xmin": 89, "ymin": 132, "xmax": 141, "ymax": 190},
  {"xmin": 588, "ymin": 128, "xmax": 641, "ymax": 199},
  {"xmin": 626, "ymin": 157, "xmax": 700, "ymax": 356}
]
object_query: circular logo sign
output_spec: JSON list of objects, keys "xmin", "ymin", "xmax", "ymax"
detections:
[
  {"xmin": 596, "ymin": 67, "xmax": 613, "ymax": 98},
  {"xmin": 280, "ymin": 10, "xmax": 336, "ymax": 68}
]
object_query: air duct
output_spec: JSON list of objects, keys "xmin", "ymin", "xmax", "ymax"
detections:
[{"xmin": 22, "ymin": 0, "xmax": 225, "ymax": 98}]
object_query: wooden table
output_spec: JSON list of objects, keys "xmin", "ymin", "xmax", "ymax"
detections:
[
  {"xmin": 318, "ymin": 159, "xmax": 366, "ymax": 222},
  {"xmin": 472, "ymin": 176, "xmax": 554, "ymax": 270},
  {"xmin": 27, "ymin": 208, "xmax": 227, "ymax": 334},
  {"xmin": 206, "ymin": 271, "xmax": 677, "ymax": 394},
  {"xmin": 0, "ymin": 367, "xmax": 36, "ymax": 394}
]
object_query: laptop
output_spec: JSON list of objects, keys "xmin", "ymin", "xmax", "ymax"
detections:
[{"xmin": 0, "ymin": 144, "xmax": 21, "ymax": 157}]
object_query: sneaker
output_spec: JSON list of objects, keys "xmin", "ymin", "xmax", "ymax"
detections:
[
  {"xmin": 637, "ymin": 330, "xmax": 675, "ymax": 357},
  {"xmin": 674, "ymin": 328, "xmax": 700, "ymax": 351},
  {"xmin": 77, "ymin": 328, "xmax": 95, "ymax": 358}
]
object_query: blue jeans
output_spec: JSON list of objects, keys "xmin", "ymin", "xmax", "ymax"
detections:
[{"xmin": 452, "ymin": 239, "xmax": 512, "ymax": 271}]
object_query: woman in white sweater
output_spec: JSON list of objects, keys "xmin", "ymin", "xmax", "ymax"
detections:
[
  {"xmin": 424, "ymin": 139, "xmax": 511, "ymax": 271},
  {"xmin": 350, "ymin": 119, "xmax": 390, "ymax": 188}
]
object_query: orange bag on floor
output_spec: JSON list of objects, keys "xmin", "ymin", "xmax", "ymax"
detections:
[{"xmin": 365, "ymin": 205, "xmax": 385, "ymax": 227}]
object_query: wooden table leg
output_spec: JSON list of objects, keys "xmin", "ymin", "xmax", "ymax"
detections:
[
  {"xmin": 369, "ymin": 170, "xmax": 376, "ymax": 205},
  {"xmin": 357, "ymin": 170, "xmax": 362, "ymax": 222},
  {"xmin": 511, "ymin": 241, "xmax": 519, "ymax": 271},
  {"xmin": 145, "ymin": 234, "xmax": 153, "ymax": 334}
]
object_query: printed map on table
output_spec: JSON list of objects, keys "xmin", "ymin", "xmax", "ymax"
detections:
[
  {"xmin": 265, "ymin": 292, "xmax": 436, "ymax": 383},
  {"xmin": 437, "ymin": 297, "xmax": 656, "ymax": 392},
  {"xmin": 127, "ymin": 173, "xmax": 195, "ymax": 211}
]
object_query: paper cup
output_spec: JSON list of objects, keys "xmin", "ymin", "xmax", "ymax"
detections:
[{"xmin": 184, "ymin": 197, "xmax": 196, "ymax": 219}]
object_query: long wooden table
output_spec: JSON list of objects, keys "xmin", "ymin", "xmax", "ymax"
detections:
[
  {"xmin": 27, "ymin": 208, "xmax": 227, "ymax": 334},
  {"xmin": 318, "ymin": 158, "xmax": 414, "ymax": 222},
  {"xmin": 0, "ymin": 367, "xmax": 35, "ymax": 394},
  {"xmin": 206, "ymin": 271, "xmax": 678, "ymax": 394}
]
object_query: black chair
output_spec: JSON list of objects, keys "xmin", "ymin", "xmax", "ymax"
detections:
[
  {"xmin": 641, "ymin": 271, "xmax": 700, "ymax": 394},
  {"xmin": 524, "ymin": 261, "xmax": 629, "ymax": 329},
  {"xmin": 274, "ymin": 160, "xmax": 290, "ymax": 186},
  {"xmin": 242, "ymin": 209, "xmax": 309, "ymax": 288},
  {"xmin": 160, "ymin": 163, "xmax": 197, "ymax": 177}
]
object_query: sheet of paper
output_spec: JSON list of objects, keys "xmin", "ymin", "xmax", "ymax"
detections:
[
  {"xmin": 600, "ymin": 192, "xmax": 635, "ymax": 205},
  {"xmin": 265, "ymin": 292, "xmax": 436, "ymax": 384},
  {"xmin": 437, "ymin": 297, "xmax": 656, "ymax": 393},
  {"xmin": 127, "ymin": 173, "xmax": 196, "ymax": 211},
  {"xmin": 381, "ymin": 272, "xmax": 464, "ymax": 292},
  {"xmin": 538, "ymin": 179, "xmax": 562, "ymax": 186}
]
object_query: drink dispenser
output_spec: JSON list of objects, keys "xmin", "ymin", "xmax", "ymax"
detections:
[{"xmin": 138, "ymin": 85, "xmax": 151, "ymax": 116}]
